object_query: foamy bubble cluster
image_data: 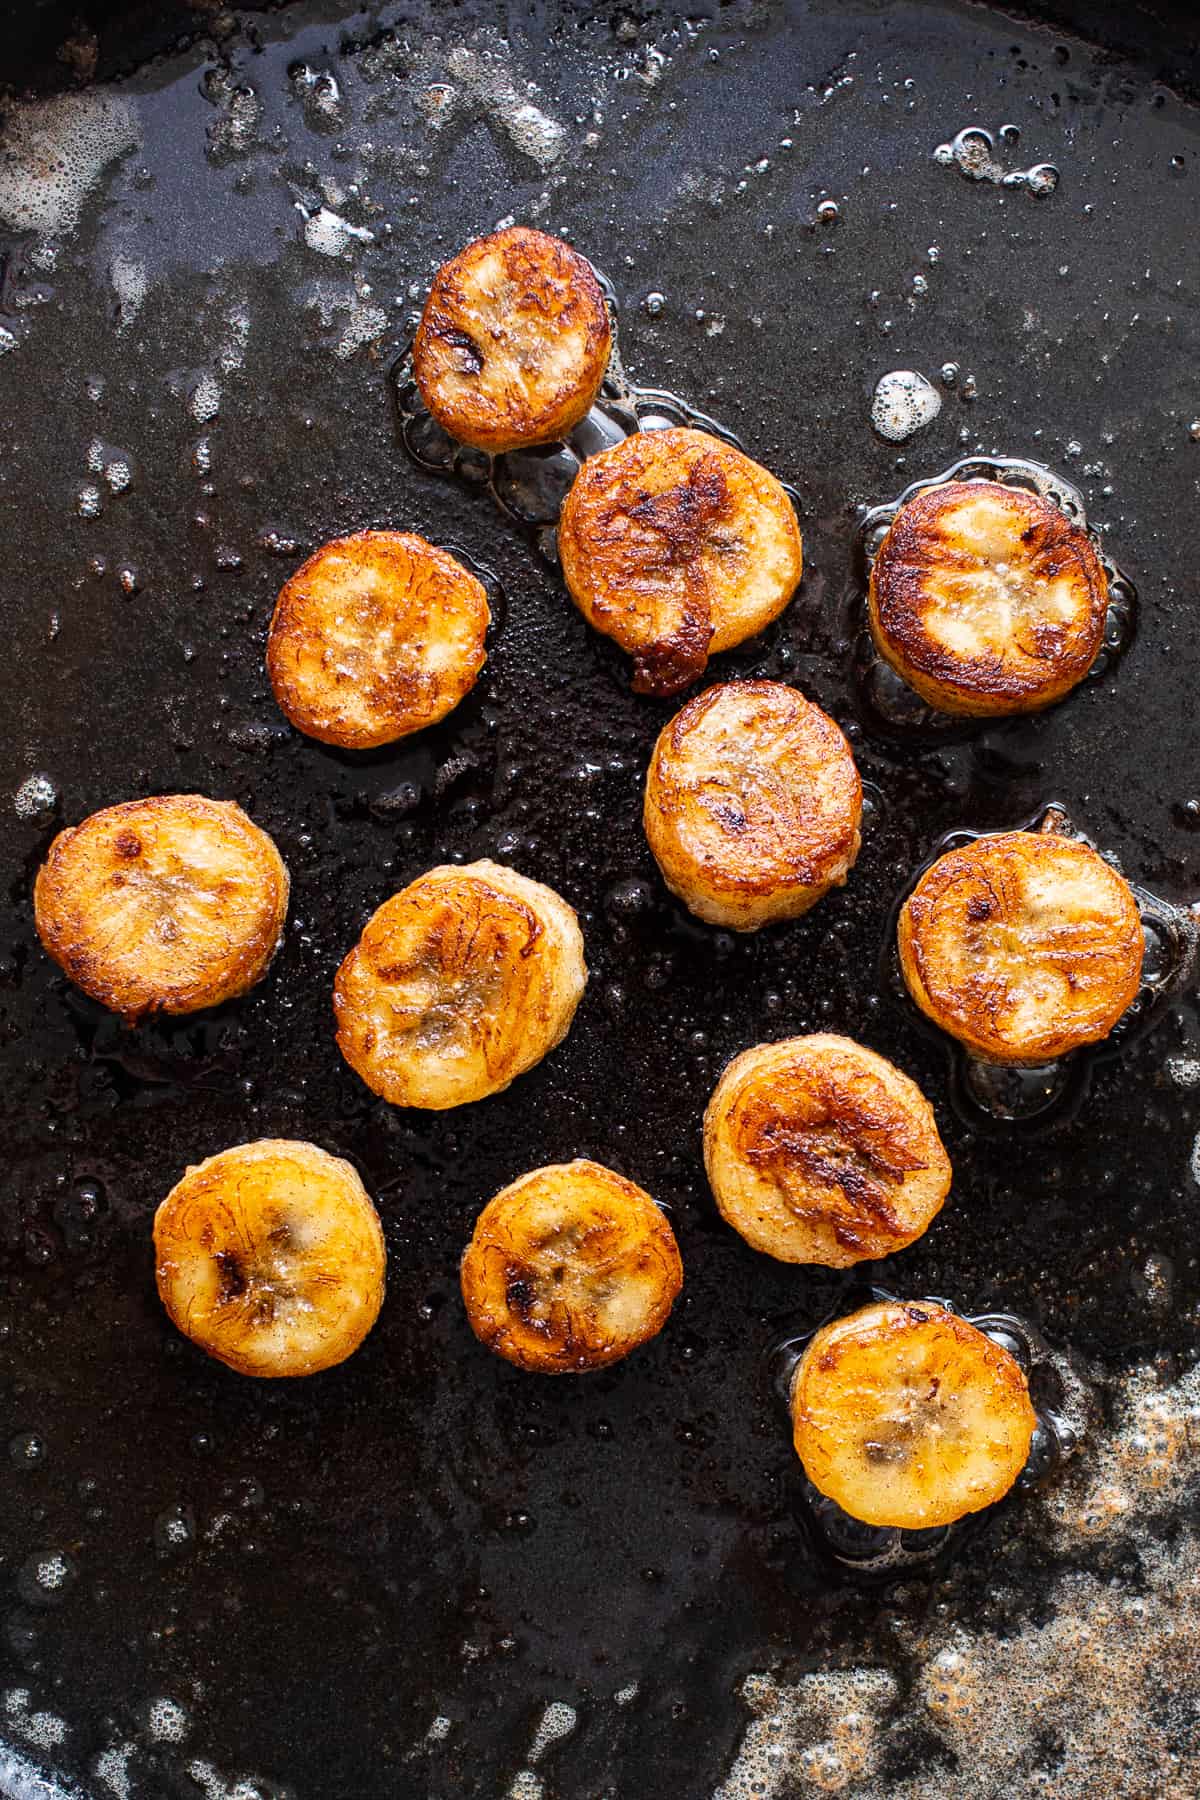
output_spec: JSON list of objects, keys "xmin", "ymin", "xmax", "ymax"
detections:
[
  {"xmin": 4, "ymin": 1687, "xmax": 70, "ymax": 1751},
  {"xmin": 426, "ymin": 43, "xmax": 568, "ymax": 169},
  {"xmin": 94, "ymin": 1742, "xmax": 133, "ymax": 1799},
  {"xmin": 109, "ymin": 253, "xmax": 147, "ymax": 330},
  {"xmin": 870, "ymin": 370, "xmax": 942, "ymax": 442},
  {"xmin": 190, "ymin": 373, "xmax": 222, "ymax": 425},
  {"xmin": 713, "ymin": 1671, "xmax": 896, "ymax": 1798},
  {"xmin": 527, "ymin": 1701, "xmax": 577, "ymax": 1762},
  {"xmin": 301, "ymin": 205, "xmax": 375, "ymax": 257},
  {"xmin": 147, "ymin": 1697, "xmax": 189, "ymax": 1742},
  {"xmin": 0, "ymin": 92, "xmax": 139, "ymax": 236},
  {"xmin": 13, "ymin": 773, "xmax": 58, "ymax": 820}
]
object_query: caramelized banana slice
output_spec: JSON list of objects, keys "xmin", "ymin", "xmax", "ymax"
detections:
[
  {"xmin": 154, "ymin": 1139, "xmax": 386, "ymax": 1378},
  {"xmin": 412, "ymin": 225, "xmax": 611, "ymax": 452},
  {"xmin": 333, "ymin": 859, "xmax": 587, "ymax": 1109},
  {"xmin": 34, "ymin": 795, "xmax": 289, "ymax": 1022},
  {"xmin": 898, "ymin": 830, "xmax": 1144, "ymax": 1064},
  {"xmin": 704, "ymin": 1035, "xmax": 951, "ymax": 1267},
  {"xmin": 869, "ymin": 480, "xmax": 1108, "ymax": 716},
  {"xmin": 267, "ymin": 530, "xmax": 489, "ymax": 749},
  {"xmin": 558, "ymin": 427, "xmax": 803, "ymax": 696},
  {"xmin": 791, "ymin": 1300, "xmax": 1036, "ymax": 1529},
  {"xmin": 460, "ymin": 1159, "xmax": 682, "ymax": 1372},
  {"xmin": 644, "ymin": 681, "xmax": 861, "ymax": 929}
]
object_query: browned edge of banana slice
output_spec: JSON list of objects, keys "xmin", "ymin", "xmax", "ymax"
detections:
[
  {"xmin": 791, "ymin": 1299, "xmax": 1037, "ymax": 1529},
  {"xmin": 266, "ymin": 530, "xmax": 490, "ymax": 749},
  {"xmin": 643, "ymin": 681, "xmax": 862, "ymax": 929},
  {"xmin": 333, "ymin": 859, "xmax": 587, "ymax": 1109},
  {"xmin": 33, "ymin": 794, "xmax": 290, "ymax": 1022},
  {"xmin": 558, "ymin": 426, "xmax": 803, "ymax": 696},
  {"xmin": 460, "ymin": 1158, "xmax": 682, "ymax": 1373},
  {"xmin": 868, "ymin": 479, "xmax": 1109, "ymax": 717},
  {"xmin": 412, "ymin": 225, "xmax": 611, "ymax": 452},
  {"xmin": 154, "ymin": 1139, "xmax": 386, "ymax": 1378},
  {"xmin": 897, "ymin": 829, "xmax": 1144, "ymax": 1065},
  {"xmin": 703, "ymin": 1034, "xmax": 951, "ymax": 1266}
]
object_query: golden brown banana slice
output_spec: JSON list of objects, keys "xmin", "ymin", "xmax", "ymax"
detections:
[
  {"xmin": 154, "ymin": 1139, "xmax": 386, "ymax": 1378},
  {"xmin": 558, "ymin": 427, "xmax": 803, "ymax": 696},
  {"xmin": 333, "ymin": 859, "xmax": 587, "ymax": 1109},
  {"xmin": 791, "ymin": 1300, "xmax": 1036, "ymax": 1529},
  {"xmin": 703, "ymin": 1035, "xmax": 951, "ymax": 1267},
  {"xmin": 266, "ymin": 531, "xmax": 489, "ymax": 749},
  {"xmin": 460, "ymin": 1159, "xmax": 682, "ymax": 1373},
  {"xmin": 898, "ymin": 830, "xmax": 1144, "ymax": 1065},
  {"xmin": 33, "ymin": 795, "xmax": 289, "ymax": 1022},
  {"xmin": 412, "ymin": 225, "xmax": 611, "ymax": 452},
  {"xmin": 868, "ymin": 480, "xmax": 1108, "ymax": 716},
  {"xmin": 643, "ymin": 681, "xmax": 861, "ymax": 930}
]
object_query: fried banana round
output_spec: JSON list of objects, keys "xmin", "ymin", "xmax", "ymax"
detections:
[
  {"xmin": 154, "ymin": 1138, "xmax": 386, "ymax": 1378},
  {"xmin": 34, "ymin": 795, "xmax": 289, "ymax": 1022},
  {"xmin": 333, "ymin": 859, "xmax": 587, "ymax": 1109},
  {"xmin": 869, "ymin": 480, "xmax": 1108, "ymax": 716},
  {"xmin": 267, "ymin": 530, "xmax": 489, "ymax": 749},
  {"xmin": 791, "ymin": 1299, "xmax": 1036, "ymax": 1529},
  {"xmin": 703, "ymin": 1034, "xmax": 951, "ymax": 1267},
  {"xmin": 558, "ymin": 427, "xmax": 803, "ymax": 696},
  {"xmin": 898, "ymin": 830, "xmax": 1144, "ymax": 1064},
  {"xmin": 643, "ymin": 681, "xmax": 861, "ymax": 929},
  {"xmin": 460, "ymin": 1159, "xmax": 682, "ymax": 1372},
  {"xmin": 412, "ymin": 225, "xmax": 611, "ymax": 452}
]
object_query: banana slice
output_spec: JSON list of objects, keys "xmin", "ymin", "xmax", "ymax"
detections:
[
  {"xmin": 558, "ymin": 427, "xmax": 803, "ymax": 696},
  {"xmin": 791, "ymin": 1300, "xmax": 1036, "ymax": 1529},
  {"xmin": 703, "ymin": 1035, "xmax": 951, "ymax": 1267},
  {"xmin": 333, "ymin": 859, "xmax": 587, "ymax": 1109},
  {"xmin": 154, "ymin": 1139, "xmax": 386, "ymax": 1378},
  {"xmin": 266, "ymin": 530, "xmax": 489, "ymax": 749},
  {"xmin": 643, "ymin": 681, "xmax": 861, "ymax": 929},
  {"xmin": 898, "ymin": 830, "xmax": 1144, "ymax": 1065},
  {"xmin": 868, "ymin": 480, "xmax": 1108, "ymax": 716},
  {"xmin": 33, "ymin": 795, "xmax": 289, "ymax": 1022},
  {"xmin": 460, "ymin": 1159, "xmax": 682, "ymax": 1372},
  {"xmin": 412, "ymin": 225, "xmax": 611, "ymax": 452}
]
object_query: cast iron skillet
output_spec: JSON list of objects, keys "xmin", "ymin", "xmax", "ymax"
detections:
[{"xmin": 1, "ymin": 2, "xmax": 1199, "ymax": 1795}]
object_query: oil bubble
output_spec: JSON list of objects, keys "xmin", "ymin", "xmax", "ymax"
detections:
[{"xmin": 8, "ymin": 1435, "xmax": 47, "ymax": 1470}]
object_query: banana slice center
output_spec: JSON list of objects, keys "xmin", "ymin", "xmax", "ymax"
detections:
[
  {"xmin": 859, "ymin": 1372, "xmax": 966, "ymax": 1467},
  {"xmin": 211, "ymin": 1216, "xmax": 318, "ymax": 1324}
]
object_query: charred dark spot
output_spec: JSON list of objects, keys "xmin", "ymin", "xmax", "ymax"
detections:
[
  {"xmin": 966, "ymin": 894, "xmax": 994, "ymax": 922},
  {"xmin": 113, "ymin": 830, "xmax": 142, "ymax": 860},
  {"xmin": 505, "ymin": 1274, "xmax": 537, "ymax": 1319},
  {"xmin": 906, "ymin": 1305, "xmax": 931, "ymax": 1324},
  {"xmin": 214, "ymin": 1249, "xmax": 247, "ymax": 1303},
  {"xmin": 442, "ymin": 327, "xmax": 484, "ymax": 376}
]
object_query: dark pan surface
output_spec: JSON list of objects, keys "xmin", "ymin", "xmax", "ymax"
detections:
[{"xmin": 1, "ymin": 2, "xmax": 1199, "ymax": 1795}]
